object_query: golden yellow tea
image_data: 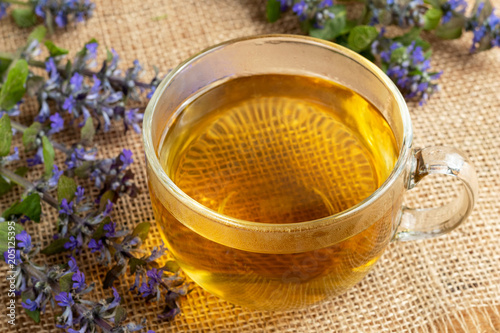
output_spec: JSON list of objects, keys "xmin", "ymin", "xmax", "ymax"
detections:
[{"xmin": 152, "ymin": 74, "xmax": 400, "ymax": 309}]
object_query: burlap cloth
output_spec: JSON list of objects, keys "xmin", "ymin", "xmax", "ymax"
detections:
[{"xmin": 1, "ymin": 0, "xmax": 499, "ymax": 332}]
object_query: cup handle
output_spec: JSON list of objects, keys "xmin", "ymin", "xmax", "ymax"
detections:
[{"xmin": 393, "ymin": 146, "xmax": 479, "ymax": 242}]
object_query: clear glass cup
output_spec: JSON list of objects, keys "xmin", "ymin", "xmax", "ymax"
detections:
[{"xmin": 143, "ymin": 35, "xmax": 478, "ymax": 310}]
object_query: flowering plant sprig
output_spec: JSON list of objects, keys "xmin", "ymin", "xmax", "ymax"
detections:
[
  {"xmin": 0, "ymin": 27, "xmax": 157, "ymax": 134},
  {"xmin": 0, "ymin": 114, "xmax": 189, "ymax": 329},
  {"xmin": 0, "ymin": 0, "xmax": 94, "ymax": 33},
  {"xmin": 0, "ymin": 29, "xmax": 189, "ymax": 332},
  {"xmin": 266, "ymin": 0, "xmax": 500, "ymax": 104},
  {"xmin": 2, "ymin": 227, "xmax": 146, "ymax": 332}
]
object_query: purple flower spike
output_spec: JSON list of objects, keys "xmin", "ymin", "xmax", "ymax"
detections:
[
  {"xmin": 48, "ymin": 165, "xmax": 64, "ymax": 187},
  {"xmin": 75, "ymin": 186, "xmax": 85, "ymax": 203},
  {"xmin": 103, "ymin": 200, "xmax": 113, "ymax": 216},
  {"xmin": 49, "ymin": 113, "xmax": 65, "ymax": 134},
  {"xmin": 120, "ymin": 149, "xmax": 134, "ymax": 169},
  {"xmin": 68, "ymin": 257, "xmax": 79, "ymax": 272},
  {"xmin": 4, "ymin": 147, "xmax": 19, "ymax": 163},
  {"xmin": 64, "ymin": 234, "xmax": 83, "ymax": 251},
  {"xmin": 292, "ymin": 1, "xmax": 308, "ymax": 20},
  {"xmin": 103, "ymin": 221, "xmax": 116, "ymax": 237},
  {"xmin": 147, "ymin": 267, "xmax": 164, "ymax": 285},
  {"xmin": 55, "ymin": 292, "xmax": 74, "ymax": 307},
  {"xmin": 63, "ymin": 95, "xmax": 77, "ymax": 114},
  {"xmin": 88, "ymin": 238, "xmax": 104, "ymax": 253},
  {"xmin": 3, "ymin": 249, "xmax": 22, "ymax": 265},
  {"xmin": 124, "ymin": 108, "xmax": 143, "ymax": 134},
  {"xmin": 60, "ymin": 198, "xmax": 75, "ymax": 215},
  {"xmin": 0, "ymin": 3, "xmax": 10, "ymax": 19},
  {"xmin": 70, "ymin": 72, "xmax": 84, "ymax": 91},
  {"xmin": 21, "ymin": 298, "xmax": 38, "ymax": 312},
  {"xmin": 72, "ymin": 270, "xmax": 86, "ymax": 290},
  {"xmin": 86, "ymin": 42, "xmax": 98, "ymax": 59},
  {"xmin": 16, "ymin": 230, "xmax": 32, "ymax": 252}
]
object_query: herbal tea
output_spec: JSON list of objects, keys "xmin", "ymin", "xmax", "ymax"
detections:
[
  {"xmin": 152, "ymin": 74, "xmax": 400, "ymax": 309},
  {"xmin": 160, "ymin": 75, "xmax": 397, "ymax": 222}
]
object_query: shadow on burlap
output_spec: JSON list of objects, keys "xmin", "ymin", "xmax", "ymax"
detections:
[{"xmin": 0, "ymin": 0, "xmax": 499, "ymax": 332}]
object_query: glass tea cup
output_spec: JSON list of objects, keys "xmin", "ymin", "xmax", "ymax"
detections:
[{"xmin": 143, "ymin": 35, "xmax": 478, "ymax": 311}]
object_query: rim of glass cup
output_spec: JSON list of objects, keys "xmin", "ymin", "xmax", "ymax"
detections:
[{"xmin": 143, "ymin": 34, "xmax": 412, "ymax": 232}]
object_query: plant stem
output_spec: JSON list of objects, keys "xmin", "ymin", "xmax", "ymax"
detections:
[
  {"xmin": 0, "ymin": 165, "xmax": 34, "ymax": 190},
  {"xmin": 23, "ymin": 263, "xmax": 46, "ymax": 282},
  {"xmin": 74, "ymin": 303, "xmax": 114, "ymax": 333},
  {"xmin": 11, "ymin": 120, "xmax": 72, "ymax": 155},
  {"xmin": 10, "ymin": 120, "xmax": 27, "ymax": 133},
  {"xmin": 1, "ymin": 0, "xmax": 31, "ymax": 6},
  {"xmin": 0, "ymin": 165, "xmax": 85, "ymax": 224},
  {"xmin": 27, "ymin": 59, "xmax": 152, "ymax": 89},
  {"xmin": 1, "ymin": 51, "xmax": 153, "ymax": 89}
]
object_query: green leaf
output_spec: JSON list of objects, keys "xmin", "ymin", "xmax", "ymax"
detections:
[
  {"xmin": 15, "ymin": 166, "xmax": 29, "ymax": 177},
  {"xmin": 74, "ymin": 160, "xmax": 93, "ymax": 178},
  {"xmin": 92, "ymin": 216, "xmax": 111, "ymax": 240},
  {"xmin": 339, "ymin": 19, "xmax": 357, "ymax": 36},
  {"xmin": 21, "ymin": 290, "xmax": 40, "ymax": 323},
  {"xmin": 22, "ymin": 122, "xmax": 42, "ymax": 150},
  {"xmin": 41, "ymin": 238, "xmax": 70, "ymax": 255},
  {"xmin": 347, "ymin": 25, "xmax": 378, "ymax": 52},
  {"xmin": 0, "ymin": 56, "xmax": 11, "ymax": 77},
  {"xmin": 59, "ymin": 272, "xmax": 75, "ymax": 292},
  {"xmin": 81, "ymin": 117, "xmax": 95, "ymax": 146},
  {"xmin": 377, "ymin": 9, "xmax": 392, "ymax": 26},
  {"xmin": 424, "ymin": 8, "xmax": 443, "ymax": 30},
  {"xmin": 299, "ymin": 19, "xmax": 312, "ymax": 33},
  {"xmin": 310, "ymin": 5, "xmax": 347, "ymax": 40},
  {"xmin": 0, "ymin": 167, "xmax": 29, "ymax": 197},
  {"xmin": 390, "ymin": 47, "xmax": 407, "ymax": 63},
  {"xmin": 44, "ymin": 40, "xmax": 69, "ymax": 57},
  {"xmin": 334, "ymin": 34, "xmax": 350, "ymax": 48},
  {"xmin": 114, "ymin": 306, "xmax": 127, "ymax": 325},
  {"xmin": 0, "ymin": 59, "xmax": 29, "ymax": 111},
  {"xmin": 103, "ymin": 264, "xmax": 125, "ymax": 289},
  {"xmin": 2, "ymin": 193, "xmax": 42, "ymax": 222},
  {"xmin": 99, "ymin": 190, "xmax": 115, "ymax": 212},
  {"xmin": 473, "ymin": 0, "xmax": 493, "ymax": 22},
  {"xmin": 414, "ymin": 38, "xmax": 431, "ymax": 51},
  {"xmin": 393, "ymin": 27, "xmax": 422, "ymax": 45},
  {"xmin": 424, "ymin": 0, "xmax": 441, "ymax": 8},
  {"xmin": 28, "ymin": 26, "xmax": 47, "ymax": 44},
  {"xmin": 266, "ymin": 0, "xmax": 281, "ymax": 23},
  {"xmin": 128, "ymin": 257, "xmax": 146, "ymax": 275},
  {"xmin": 131, "ymin": 222, "xmax": 151, "ymax": 242},
  {"xmin": 476, "ymin": 34, "xmax": 493, "ymax": 52},
  {"xmin": 42, "ymin": 136, "xmax": 55, "ymax": 177},
  {"xmin": 0, "ymin": 115, "xmax": 12, "ymax": 157},
  {"xmin": 359, "ymin": 49, "xmax": 375, "ymax": 62},
  {"xmin": 21, "ymin": 193, "xmax": 42, "ymax": 222},
  {"xmin": 435, "ymin": 16, "xmax": 466, "ymax": 39},
  {"xmin": 12, "ymin": 8, "xmax": 37, "ymax": 28},
  {"xmin": 65, "ymin": 59, "xmax": 72, "ymax": 77},
  {"xmin": 57, "ymin": 175, "xmax": 77, "ymax": 205},
  {"xmin": 16, "ymin": 166, "xmax": 30, "ymax": 176},
  {"xmin": 0, "ymin": 222, "xmax": 24, "ymax": 254},
  {"xmin": 106, "ymin": 49, "xmax": 114, "ymax": 62},
  {"xmin": 393, "ymin": 28, "xmax": 431, "ymax": 51},
  {"xmin": 163, "ymin": 260, "xmax": 180, "ymax": 273},
  {"xmin": 0, "ymin": 176, "xmax": 12, "ymax": 197}
]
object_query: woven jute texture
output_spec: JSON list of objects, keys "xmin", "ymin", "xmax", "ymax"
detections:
[{"xmin": 1, "ymin": 0, "xmax": 499, "ymax": 332}]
